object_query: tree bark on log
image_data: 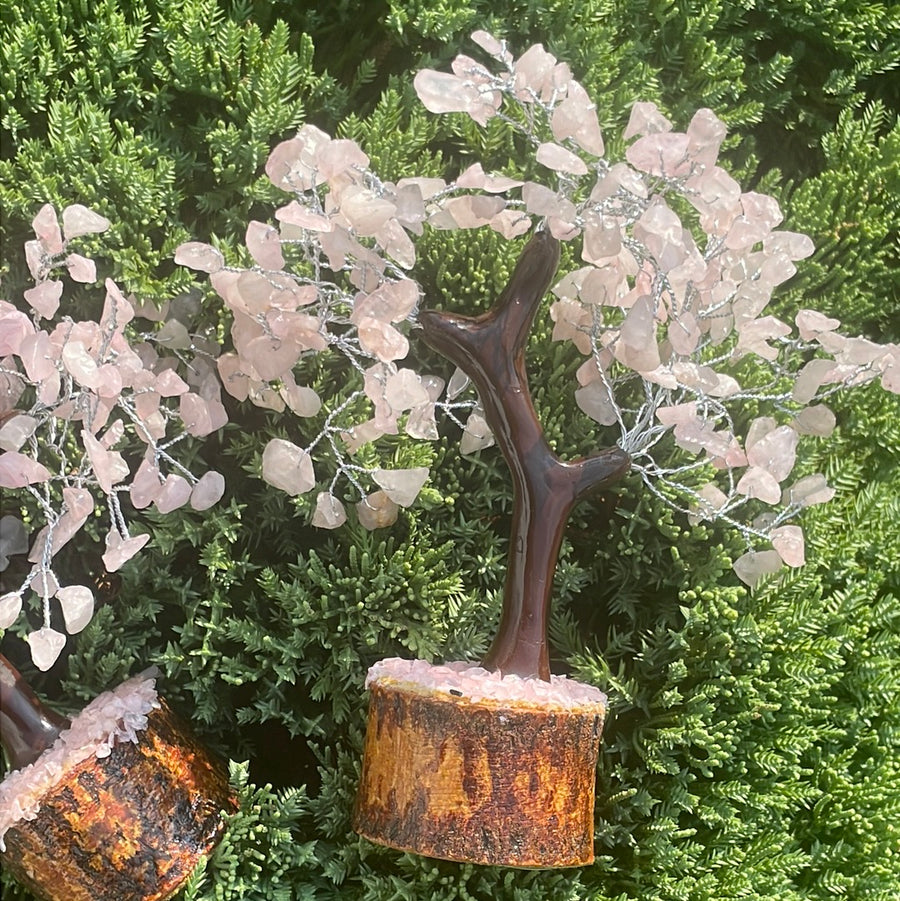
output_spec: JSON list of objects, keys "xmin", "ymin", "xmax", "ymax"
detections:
[
  {"xmin": 354, "ymin": 677, "xmax": 606, "ymax": 867},
  {"xmin": 1, "ymin": 699, "xmax": 236, "ymax": 901}
]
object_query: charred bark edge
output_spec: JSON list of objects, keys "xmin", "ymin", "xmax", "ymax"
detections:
[{"xmin": 1, "ymin": 699, "xmax": 236, "ymax": 901}]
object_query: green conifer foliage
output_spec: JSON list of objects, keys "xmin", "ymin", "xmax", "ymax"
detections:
[
  {"xmin": 1, "ymin": 0, "xmax": 336, "ymax": 299},
  {"xmin": 779, "ymin": 106, "xmax": 900, "ymax": 340},
  {"xmin": 2, "ymin": 3, "xmax": 899, "ymax": 900}
]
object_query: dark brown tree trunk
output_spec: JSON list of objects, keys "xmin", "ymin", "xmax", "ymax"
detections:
[
  {"xmin": 419, "ymin": 231, "xmax": 630, "ymax": 679},
  {"xmin": 0, "ymin": 653, "xmax": 70, "ymax": 769}
]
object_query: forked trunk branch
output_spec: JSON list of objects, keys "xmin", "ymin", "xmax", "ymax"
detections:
[{"xmin": 419, "ymin": 231, "xmax": 631, "ymax": 680}]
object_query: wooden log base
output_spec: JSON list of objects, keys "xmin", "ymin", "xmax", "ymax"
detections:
[
  {"xmin": 354, "ymin": 666, "xmax": 606, "ymax": 868},
  {"xmin": 1, "ymin": 698, "xmax": 236, "ymax": 901}
]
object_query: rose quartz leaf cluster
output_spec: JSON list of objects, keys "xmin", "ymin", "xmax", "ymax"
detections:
[
  {"xmin": 0, "ymin": 593, "xmax": 23, "ymax": 630},
  {"xmin": 0, "ymin": 452, "xmax": 52, "ymax": 488},
  {"xmin": 312, "ymin": 492, "xmax": 347, "ymax": 529},
  {"xmin": 56, "ymin": 585, "xmax": 95, "ymax": 634},
  {"xmin": 372, "ymin": 467, "xmax": 429, "ymax": 507},
  {"xmin": 27, "ymin": 627, "xmax": 67, "ymax": 671},
  {"xmin": 174, "ymin": 242, "xmax": 224, "ymax": 273},
  {"xmin": 413, "ymin": 69, "xmax": 500, "ymax": 127},
  {"xmin": 733, "ymin": 550, "xmax": 783, "ymax": 588},
  {"xmin": 2, "ymin": 204, "xmax": 228, "ymax": 649},
  {"xmin": 28, "ymin": 488, "xmax": 95, "ymax": 564},
  {"xmin": 191, "ymin": 471, "xmax": 226, "ymax": 511},
  {"xmin": 24, "ymin": 281, "xmax": 63, "ymax": 319},
  {"xmin": 103, "ymin": 530, "xmax": 151, "ymax": 572},
  {"xmin": 356, "ymin": 491, "xmax": 399, "ymax": 529},
  {"xmin": 62, "ymin": 204, "xmax": 111, "ymax": 239},
  {"xmin": 154, "ymin": 474, "xmax": 193, "ymax": 513}
]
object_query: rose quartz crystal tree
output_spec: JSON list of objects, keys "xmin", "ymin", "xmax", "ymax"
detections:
[
  {"xmin": 179, "ymin": 33, "xmax": 897, "ymax": 562},
  {"xmin": 0, "ymin": 206, "xmax": 226, "ymax": 670},
  {"xmin": 2, "ymin": 31, "xmax": 899, "ymax": 678}
]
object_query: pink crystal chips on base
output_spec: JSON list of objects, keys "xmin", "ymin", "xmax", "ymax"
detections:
[
  {"xmin": 366, "ymin": 657, "xmax": 607, "ymax": 710},
  {"xmin": 0, "ymin": 669, "xmax": 160, "ymax": 850}
]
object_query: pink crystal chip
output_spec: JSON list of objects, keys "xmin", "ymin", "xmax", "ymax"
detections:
[
  {"xmin": 261, "ymin": 439, "xmax": 315, "ymax": 496},
  {"xmin": 62, "ymin": 204, "xmax": 111, "ymax": 240},
  {"xmin": 356, "ymin": 491, "xmax": 399, "ymax": 529},
  {"xmin": 312, "ymin": 492, "xmax": 347, "ymax": 529},
  {"xmin": 102, "ymin": 530, "xmax": 151, "ymax": 572},
  {"xmin": 56, "ymin": 585, "xmax": 95, "ymax": 634},
  {"xmin": 26, "ymin": 627, "xmax": 67, "ymax": 672}
]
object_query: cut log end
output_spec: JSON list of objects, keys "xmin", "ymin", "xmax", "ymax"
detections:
[
  {"xmin": 0, "ymin": 698, "xmax": 236, "ymax": 901},
  {"xmin": 354, "ymin": 660, "xmax": 606, "ymax": 868}
]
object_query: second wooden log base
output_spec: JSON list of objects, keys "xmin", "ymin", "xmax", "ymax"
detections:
[
  {"xmin": 1, "ymin": 699, "xmax": 236, "ymax": 901},
  {"xmin": 354, "ymin": 679, "xmax": 606, "ymax": 868}
]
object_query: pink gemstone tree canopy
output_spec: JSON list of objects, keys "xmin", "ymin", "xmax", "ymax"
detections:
[
  {"xmin": 2, "ymin": 31, "xmax": 899, "ymax": 671},
  {"xmin": 1, "ymin": 206, "xmax": 225, "ymax": 669},
  {"xmin": 174, "ymin": 29, "xmax": 896, "ymax": 583}
]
